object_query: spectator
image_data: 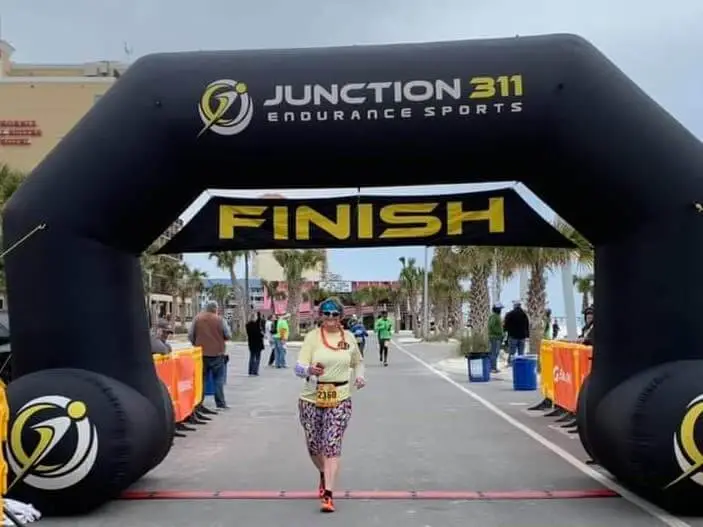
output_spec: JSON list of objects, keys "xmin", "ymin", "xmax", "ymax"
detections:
[
  {"xmin": 265, "ymin": 314, "xmax": 275, "ymax": 365},
  {"xmin": 151, "ymin": 319, "xmax": 173, "ymax": 355},
  {"xmin": 487, "ymin": 303, "xmax": 504, "ymax": 373},
  {"xmin": 578, "ymin": 306, "xmax": 594, "ymax": 346},
  {"xmin": 189, "ymin": 300, "xmax": 231, "ymax": 410},
  {"xmin": 274, "ymin": 313, "xmax": 290, "ymax": 368},
  {"xmin": 552, "ymin": 318, "xmax": 560, "ymax": 340},
  {"xmin": 543, "ymin": 309, "xmax": 552, "ymax": 338},
  {"xmin": 246, "ymin": 312, "xmax": 264, "ymax": 376},
  {"xmin": 503, "ymin": 300, "xmax": 529, "ymax": 365}
]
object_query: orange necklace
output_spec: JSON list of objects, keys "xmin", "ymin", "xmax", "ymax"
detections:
[{"xmin": 320, "ymin": 326, "xmax": 349, "ymax": 351}]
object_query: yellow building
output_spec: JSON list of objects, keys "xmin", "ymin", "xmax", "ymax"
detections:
[
  {"xmin": 0, "ymin": 38, "xmax": 127, "ymax": 173},
  {"xmin": 0, "ymin": 40, "xmax": 198, "ymax": 318}
]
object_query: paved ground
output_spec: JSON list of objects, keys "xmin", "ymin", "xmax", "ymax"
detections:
[{"xmin": 38, "ymin": 339, "xmax": 691, "ymax": 527}]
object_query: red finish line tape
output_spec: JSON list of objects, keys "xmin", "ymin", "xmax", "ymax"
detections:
[{"xmin": 121, "ymin": 488, "xmax": 618, "ymax": 501}]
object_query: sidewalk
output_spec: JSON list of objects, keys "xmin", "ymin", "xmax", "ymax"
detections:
[{"xmin": 434, "ymin": 352, "xmax": 515, "ymax": 382}]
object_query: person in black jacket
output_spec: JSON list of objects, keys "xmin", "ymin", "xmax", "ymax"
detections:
[
  {"xmin": 246, "ymin": 313, "xmax": 265, "ymax": 376},
  {"xmin": 503, "ymin": 300, "xmax": 529, "ymax": 365},
  {"xmin": 578, "ymin": 306, "xmax": 594, "ymax": 346}
]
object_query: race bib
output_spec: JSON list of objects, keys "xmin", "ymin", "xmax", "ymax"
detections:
[{"xmin": 315, "ymin": 383, "xmax": 338, "ymax": 408}]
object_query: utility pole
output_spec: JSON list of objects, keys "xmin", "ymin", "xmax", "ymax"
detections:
[
  {"xmin": 560, "ymin": 260, "xmax": 578, "ymax": 339},
  {"xmin": 422, "ymin": 246, "xmax": 430, "ymax": 338},
  {"xmin": 244, "ymin": 252, "xmax": 251, "ymax": 323}
]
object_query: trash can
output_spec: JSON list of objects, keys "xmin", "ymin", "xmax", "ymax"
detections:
[
  {"xmin": 513, "ymin": 354, "xmax": 538, "ymax": 391},
  {"xmin": 467, "ymin": 353, "xmax": 491, "ymax": 383}
]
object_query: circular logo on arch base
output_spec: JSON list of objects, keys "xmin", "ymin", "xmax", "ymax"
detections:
[
  {"xmin": 197, "ymin": 79, "xmax": 254, "ymax": 137},
  {"xmin": 668, "ymin": 394, "xmax": 703, "ymax": 489},
  {"xmin": 5, "ymin": 395, "xmax": 99, "ymax": 491}
]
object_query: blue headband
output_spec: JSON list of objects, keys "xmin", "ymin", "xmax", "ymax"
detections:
[{"xmin": 320, "ymin": 300, "xmax": 341, "ymax": 313}]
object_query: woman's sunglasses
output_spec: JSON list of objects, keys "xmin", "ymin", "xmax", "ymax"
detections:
[{"xmin": 321, "ymin": 311, "xmax": 340, "ymax": 318}]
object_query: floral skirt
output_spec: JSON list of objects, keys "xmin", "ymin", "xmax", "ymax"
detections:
[{"xmin": 298, "ymin": 398, "xmax": 353, "ymax": 458}]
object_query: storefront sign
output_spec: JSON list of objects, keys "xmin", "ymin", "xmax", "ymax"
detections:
[{"xmin": 0, "ymin": 120, "xmax": 42, "ymax": 146}]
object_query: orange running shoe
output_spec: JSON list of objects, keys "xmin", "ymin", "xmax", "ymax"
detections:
[
  {"xmin": 320, "ymin": 495, "xmax": 335, "ymax": 513},
  {"xmin": 318, "ymin": 473, "xmax": 325, "ymax": 498}
]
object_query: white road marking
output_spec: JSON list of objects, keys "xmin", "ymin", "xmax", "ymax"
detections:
[{"xmin": 392, "ymin": 340, "xmax": 691, "ymax": 527}]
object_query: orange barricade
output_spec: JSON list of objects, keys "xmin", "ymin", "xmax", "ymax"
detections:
[
  {"xmin": 153, "ymin": 347, "xmax": 203, "ymax": 424},
  {"xmin": 578, "ymin": 346, "xmax": 593, "ymax": 389},
  {"xmin": 153, "ymin": 353, "xmax": 179, "ymax": 418},
  {"xmin": 540, "ymin": 340, "xmax": 593, "ymax": 412},
  {"xmin": 174, "ymin": 351, "xmax": 196, "ymax": 422},
  {"xmin": 552, "ymin": 343, "xmax": 579, "ymax": 412},
  {"xmin": 539, "ymin": 341, "xmax": 555, "ymax": 402}
]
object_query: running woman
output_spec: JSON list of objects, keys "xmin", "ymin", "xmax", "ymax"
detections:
[
  {"xmin": 348, "ymin": 315, "xmax": 368, "ymax": 357},
  {"xmin": 294, "ymin": 297, "xmax": 366, "ymax": 513},
  {"xmin": 374, "ymin": 310, "xmax": 393, "ymax": 366}
]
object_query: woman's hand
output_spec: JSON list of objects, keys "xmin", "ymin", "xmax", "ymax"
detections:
[
  {"xmin": 309, "ymin": 363, "xmax": 325, "ymax": 376},
  {"xmin": 354, "ymin": 377, "xmax": 366, "ymax": 389}
]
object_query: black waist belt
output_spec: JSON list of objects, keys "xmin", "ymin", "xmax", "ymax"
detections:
[{"xmin": 307, "ymin": 379, "xmax": 349, "ymax": 386}]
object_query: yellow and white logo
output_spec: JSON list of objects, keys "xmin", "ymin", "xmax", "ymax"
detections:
[
  {"xmin": 197, "ymin": 79, "xmax": 253, "ymax": 137},
  {"xmin": 667, "ymin": 394, "xmax": 703, "ymax": 489},
  {"xmin": 5, "ymin": 395, "xmax": 99, "ymax": 491}
]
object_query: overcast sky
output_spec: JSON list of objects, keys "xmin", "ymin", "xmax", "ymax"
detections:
[{"xmin": 3, "ymin": 0, "xmax": 701, "ymax": 315}]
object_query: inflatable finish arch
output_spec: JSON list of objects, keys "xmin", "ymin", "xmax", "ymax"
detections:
[{"xmin": 4, "ymin": 33, "xmax": 703, "ymax": 515}]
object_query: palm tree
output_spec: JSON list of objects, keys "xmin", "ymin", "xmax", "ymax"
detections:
[
  {"xmin": 187, "ymin": 267, "xmax": 208, "ymax": 317},
  {"xmin": 273, "ymin": 249, "xmax": 325, "ymax": 338},
  {"xmin": 457, "ymin": 247, "xmax": 494, "ymax": 338},
  {"xmin": 386, "ymin": 286, "xmax": 403, "ymax": 333},
  {"xmin": 490, "ymin": 247, "xmax": 515, "ymax": 306},
  {"xmin": 207, "ymin": 283, "xmax": 231, "ymax": 314},
  {"xmin": 261, "ymin": 279, "xmax": 286, "ymax": 314},
  {"xmin": 355, "ymin": 285, "xmax": 391, "ymax": 319},
  {"xmin": 573, "ymin": 273, "xmax": 595, "ymax": 314},
  {"xmin": 209, "ymin": 251, "xmax": 247, "ymax": 333},
  {"xmin": 499, "ymin": 217, "xmax": 592, "ymax": 356},
  {"xmin": 0, "ymin": 164, "xmax": 24, "ymax": 207},
  {"xmin": 429, "ymin": 247, "xmax": 468, "ymax": 335},
  {"xmin": 398, "ymin": 256, "xmax": 423, "ymax": 335},
  {"xmin": 0, "ymin": 164, "xmax": 26, "ymax": 293},
  {"xmin": 305, "ymin": 284, "xmax": 331, "ymax": 307}
]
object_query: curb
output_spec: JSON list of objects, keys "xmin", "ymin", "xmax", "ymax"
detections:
[{"xmin": 434, "ymin": 357, "xmax": 514, "ymax": 381}]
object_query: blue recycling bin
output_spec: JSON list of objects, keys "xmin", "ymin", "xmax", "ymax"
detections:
[
  {"xmin": 467, "ymin": 353, "xmax": 491, "ymax": 383},
  {"xmin": 512, "ymin": 354, "xmax": 538, "ymax": 391}
]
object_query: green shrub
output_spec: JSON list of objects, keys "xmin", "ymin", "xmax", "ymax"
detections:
[
  {"xmin": 425, "ymin": 332, "xmax": 450, "ymax": 342},
  {"xmin": 458, "ymin": 331, "xmax": 490, "ymax": 357}
]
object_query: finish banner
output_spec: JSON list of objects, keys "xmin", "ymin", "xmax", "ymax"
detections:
[{"xmin": 157, "ymin": 189, "xmax": 574, "ymax": 253}]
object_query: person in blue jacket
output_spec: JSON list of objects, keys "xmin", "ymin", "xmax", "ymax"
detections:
[{"xmin": 348, "ymin": 315, "xmax": 368, "ymax": 357}]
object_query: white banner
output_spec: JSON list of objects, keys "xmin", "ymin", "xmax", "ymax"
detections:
[{"xmin": 319, "ymin": 280, "xmax": 352, "ymax": 293}]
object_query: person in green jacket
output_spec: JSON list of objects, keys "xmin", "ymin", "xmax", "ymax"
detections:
[
  {"xmin": 374, "ymin": 310, "xmax": 393, "ymax": 367},
  {"xmin": 487, "ymin": 303, "xmax": 504, "ymax": 373}
]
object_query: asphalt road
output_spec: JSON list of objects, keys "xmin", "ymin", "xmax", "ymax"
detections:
[{"xmin": 38, "ymin": 339, "xmax": 695, "ymax": 527}]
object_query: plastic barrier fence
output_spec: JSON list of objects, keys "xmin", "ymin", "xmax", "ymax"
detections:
[
  {"xmin": 0, "ymin": 380, "xmax": 7, "ymax": 509},
  {"xmin": 153, "ymin": 347, "xmax": 204, "ymax": 423},
  {"xmin": 539, "ymin": 340, "xmax": 592, "ymax": 413}
]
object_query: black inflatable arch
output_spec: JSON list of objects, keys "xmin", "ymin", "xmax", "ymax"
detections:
[{"xmin": 4, "ymin": 33, "xmax": 703, "ymax": 515}]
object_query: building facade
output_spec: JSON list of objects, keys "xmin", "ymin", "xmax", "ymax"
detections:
[{"xmin": 0, "ymin": 39, "xmax": 127, "ymax": 173}]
